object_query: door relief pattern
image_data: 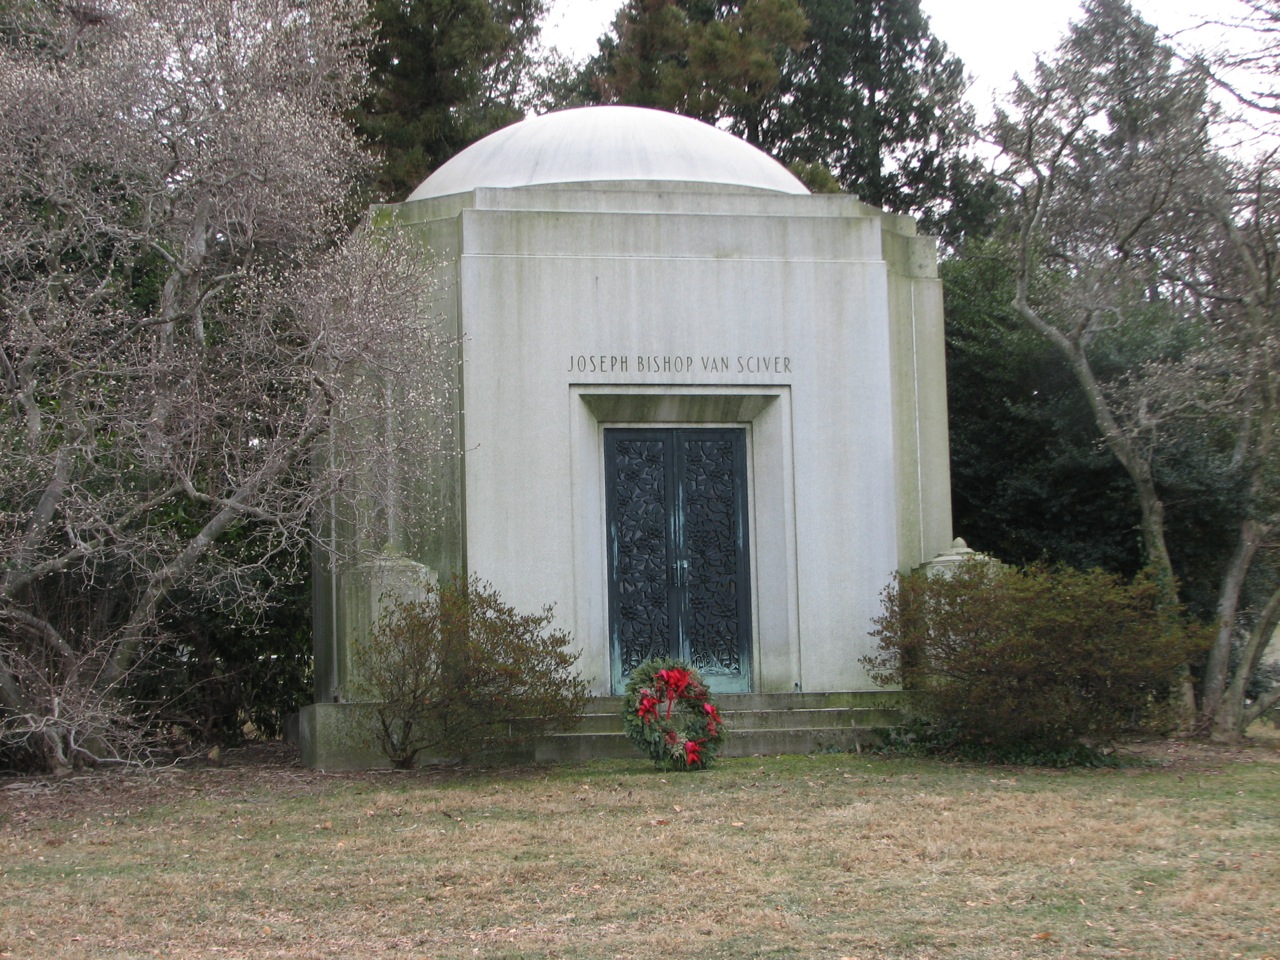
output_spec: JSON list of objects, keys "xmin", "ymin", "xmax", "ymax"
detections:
[
  {"xmin": 606, "ymin": 428, "xmax": 751, "ymax": 692},
  {"xmin": 610, "ymin": 438, "xmax": 672, "ymax": 673}
]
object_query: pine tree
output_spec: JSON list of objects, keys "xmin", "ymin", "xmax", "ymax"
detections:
[
  {"xmin": 583, "ymin": 0, "xmax": 992, "ymax": 242},
  {"xmin": 766, "ymin": 0, "xmax": 988, "ymax": 239},
  {"xmin": 587, "ymin": 0, "xmax": 807, "ymax": 125},
  {"xmin": 353, "ymin": 0, "xmax": 547, "ymax": 201}
]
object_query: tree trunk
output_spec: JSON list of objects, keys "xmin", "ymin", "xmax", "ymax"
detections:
[
  {"xmin": 0, "ymin": 656, "xmax": 73, "ymax": 774},
  {"xmin": 1013, "ymin": 295, "xmax": 1195, "ymax": 725},
  {"xmin": 1201, "ymin": 519, "xmax": 1265, "ymax": 731},
  {"xmin": 1212, "ymin": 583, "xmax": 1280, "ymax": 740}
]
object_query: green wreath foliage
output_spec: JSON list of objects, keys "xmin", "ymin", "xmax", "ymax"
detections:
[{"xmin": 622, "ymin": 657, "xmax": 726, "ymax": 770}]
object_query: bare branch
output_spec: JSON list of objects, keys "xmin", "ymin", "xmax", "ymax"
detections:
[{"xmin": 0, "ymin": 0, "xmax": 456, "ymax": 769}]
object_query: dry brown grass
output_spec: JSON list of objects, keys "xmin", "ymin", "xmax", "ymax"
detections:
[{"xmin": 2, "ymin": 740, "xmax": 1278, "ymax": 960}]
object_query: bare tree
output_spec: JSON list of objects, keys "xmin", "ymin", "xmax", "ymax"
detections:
[
  {"xmin": 1151, "ymin": 151, "xmax": 1280, "ymax": 735},
  {"xmin": 0, "ymin": 0, "xmax": 453, "ymax": 770},
  {"xmin": 1203, "ymin": 0, "xmax": 1280, "ymax": 117},
  {"xmin": 993, "ymin": 0, "xmax": 1280, "ymax": 738}
]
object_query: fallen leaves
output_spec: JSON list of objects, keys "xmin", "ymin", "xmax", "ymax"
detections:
[{"xmin": 4, "ymin": 746, "xmax": 1278, "ymax": 960}]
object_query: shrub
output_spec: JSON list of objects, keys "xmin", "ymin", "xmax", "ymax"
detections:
[
  {"xmin": 355, "ymin": 576, "xmax": 589, "ymax": 768},
  {"xmin": 863, "ymin": 560, "xmax": 1208, "ymax": 758}
]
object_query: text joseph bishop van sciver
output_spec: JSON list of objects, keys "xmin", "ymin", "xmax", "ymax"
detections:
[{"xmin": 567, "ymin": 354, "xmax": 793, "ymax": 375}]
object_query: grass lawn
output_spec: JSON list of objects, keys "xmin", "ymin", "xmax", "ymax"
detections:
[{"xmin": 1, "ymin": 739, "xmax": 1277, "ymax": 960}]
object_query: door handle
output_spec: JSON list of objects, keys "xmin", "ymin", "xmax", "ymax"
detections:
[{"xmin": 671, "ymin": 558, "xmax": 689, "ymax": 586}]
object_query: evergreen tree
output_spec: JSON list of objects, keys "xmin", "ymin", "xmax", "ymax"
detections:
[
  {"xmin": 586, "ymin": 0, "xmax": 807, "ymax": 125},
  {"xmin": 942, "ymin": 247, "xmax": 1145, "ymax": 575},
  {"xmin": 753, "ymin": 0, "xmax": 987, "ymax": 240},
  {"xmin": 581, "ymin": 0, "xmax": 992, "ymax": 242},
  {"xmin": 943, "ymin": 243, "xmax": 1246, "ymax": 618},
  {"xmin": 353, "ymin": 0, "xmax": 547, "ymax": 201}
]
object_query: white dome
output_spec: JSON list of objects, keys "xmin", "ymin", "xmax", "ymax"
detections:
[{"xmin": 406, "ymin": 106, "xmax": 809, "ymax": 201}]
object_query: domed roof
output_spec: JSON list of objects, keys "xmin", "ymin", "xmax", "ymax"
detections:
[{"xmin": 406, "ymin": 106, "xmax": 809, "ymax": 201}]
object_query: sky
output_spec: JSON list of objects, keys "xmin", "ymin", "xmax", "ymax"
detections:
[{"xmin": 541, "ymin": 0, "xmax": 1234, "ymax": 121}]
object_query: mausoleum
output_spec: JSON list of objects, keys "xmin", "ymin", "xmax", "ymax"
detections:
[{"xmin": 298, "ymin": 105, "xmax": 953, "ymax": 767}]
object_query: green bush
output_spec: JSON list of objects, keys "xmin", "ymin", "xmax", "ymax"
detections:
[
  {"xmin": 355, "ymin": 576, "xmax": 589, "ymax": 768},
  {"xmin": 863, "ymin": 560, "xmax": 1207, "ymax": 758}
]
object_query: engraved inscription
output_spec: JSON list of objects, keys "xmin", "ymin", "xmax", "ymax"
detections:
[{"xmin": 568, "ymin": 354, "xmax": 792, "ymax": 375}]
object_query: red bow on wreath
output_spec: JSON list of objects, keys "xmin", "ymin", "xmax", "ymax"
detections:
[
  {"xmin": 703, "ymin": 702, "xmax": 722, "ymax": 736},
  {"xmin": 655, "ymin": 667, "xmax": 692, "ymax": 718},
  {"xmin": 684, "ymin": 738, "xmax": 704, "ymax": 766},
  {"xmin": 636, "ymin": 692, "xmax": 660, "ymax": 723}
]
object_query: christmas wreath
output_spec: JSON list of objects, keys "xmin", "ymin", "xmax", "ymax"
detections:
[{"xmin": 622, "ymin": 657, "xmax": 726, "ymax": 770}]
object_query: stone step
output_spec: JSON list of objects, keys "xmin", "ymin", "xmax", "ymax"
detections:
[
  {"xmin": 529, "ymin": 691, "xmax": 906, "ymax": 763},
  {"xmin": 532, "ymin": 726, "xmax": 890, "ymax": 763},
  {"xmin": 719, "ymin": 726, "xmax": 888, "ymax": 757},
  {"xmin": 722, "ymin": 706, "xmax": 903, "ymax": 731},
  {"xmin": 588, "ymin": 691, "xmax": 908, "ymax": 713},
  {"xmin": 533, "ymin": 732, "xmax": 638, "ymax": 763},
  {"xmin": 571, "ymin": 705, "xmax": 901, "ymax": 733}
]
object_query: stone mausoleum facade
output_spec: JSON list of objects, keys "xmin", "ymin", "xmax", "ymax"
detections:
[{"xmin": 298, "ymin": 106, "xmax": 953, "ymax": 767}]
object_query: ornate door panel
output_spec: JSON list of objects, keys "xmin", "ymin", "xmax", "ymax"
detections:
[{"xmin": 605, "ymin": 428, "xmax": 752, "ymax": 693}]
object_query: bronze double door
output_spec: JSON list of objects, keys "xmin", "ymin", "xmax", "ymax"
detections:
[{"xmin": 605, "ymin": 428, "xmax": 752, "ymax": 694}]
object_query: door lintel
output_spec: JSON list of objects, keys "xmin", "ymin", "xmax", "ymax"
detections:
[{"xmin": 580, "ymin": 391, "xmax": 776, "ymax": 424}]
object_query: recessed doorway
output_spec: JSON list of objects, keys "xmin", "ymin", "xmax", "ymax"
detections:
[{"xmin": 605, "ymin": 428, "xmax": 752, "ymax": 694}]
